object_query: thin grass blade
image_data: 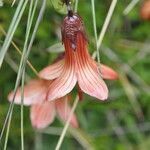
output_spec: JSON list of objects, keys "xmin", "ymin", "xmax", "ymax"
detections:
[{"xmin": 0, "ymin": 0, "xmax": 28, "ymax": 68}]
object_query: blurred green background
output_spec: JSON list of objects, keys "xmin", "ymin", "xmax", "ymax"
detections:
[{"xmin": 0, "ymin": 0, "xmax": 150, "ymax": 149}]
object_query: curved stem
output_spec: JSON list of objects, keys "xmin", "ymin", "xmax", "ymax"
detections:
[
  {"xmin": 97, "ymin": 0, "xmax": 118, "ymax": 50},
  {"xmin": 55, "ymin": 96, "xmax": 79, "ymax": 150},
  {"xmin": 123, "ymin": 0, "xmax": 140, "ymax": 15}
]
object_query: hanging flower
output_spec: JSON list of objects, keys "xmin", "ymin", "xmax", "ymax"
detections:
[
  {"xmin": 8, "ymin": 59, "xmax": 117, "ymax": 129},
  {"xmin": 8, "ymin": 14, "xmax": 118, "ymax": 129},
  {"xmin": 39, "ymin": 14, "xmax": 118, "ymax": 101},
  {"xmin": 8, "ymin": 79, "xmax": 78, "ymax": 129},
  {"xmin": 140, "ymin": 0, "xmax": 150, "ymax": 20},
  {"xmin": 8, "ymin": 60, "xmax": 117, "ymax": 129}
]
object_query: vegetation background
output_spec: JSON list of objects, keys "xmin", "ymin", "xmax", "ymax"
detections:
[{"xmin": 0, "ymin": 0, "xmax": 150, "ymax": 149}]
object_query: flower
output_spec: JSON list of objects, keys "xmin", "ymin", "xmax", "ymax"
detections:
[
  {"xmin": 8, "ymin": 59, "xmax": 117, "ymax": 129},
  {"xmin": 39, "ymin": 14, "xmax": 118, "ymax": 101},
  {"xmin": 140, "ymin": 0, "xmax": 150, "ymax": 20},
  {"xmin": 8, "ymin": 60, "xmax": 117, "ymax": 129},
  {"xmin": 8, "ymin": 14, "xmax": 118, "ymax": 129},
  {"xmin": 8, "ymin": 79, "xmax": 79, "ymax": 129}
]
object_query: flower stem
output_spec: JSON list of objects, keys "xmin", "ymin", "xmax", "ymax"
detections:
[
  {"xmin": 123, "ymin": 0, "xmax": 140, "ymax": 15},
  {"xmin": 91, "ymin": 0, "xmax": 99, "ymax": 63},
  {"xmin": 21, "ymin": 69, "xmax": 25, "ymax": 150},
  {"xmin": 55, "ymin": 96, "xmax": 79, "ymax": 150},
  {"xmin": 74, "ymin": 0, "xmax": 79, "ymax": 13},
  {"xmin": 11, "ymin": 0, "xmax": 17, "ymax": 7},
  {"xmin": 97, "ymin": 0, "xmax": 118, "ymax": 50}
]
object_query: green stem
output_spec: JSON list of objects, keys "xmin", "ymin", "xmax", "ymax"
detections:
[{"xmin": 55, "ymin": 96, "xmax": 79, "ymax": 150}]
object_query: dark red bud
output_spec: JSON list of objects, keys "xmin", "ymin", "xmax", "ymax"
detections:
[{"xmin": 61, "ymin": 14, "xmax": 87, "ymax": 50}]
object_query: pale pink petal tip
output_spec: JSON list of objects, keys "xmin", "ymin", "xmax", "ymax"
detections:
[
  {"xmin": 47, "ymin": 67, "xmax": 77, "ymax": 101},
  {"xmin": 55, "ymin": 98, "xmax": 79, "ymax": 128},
  {"xmin": 39, "ymin": 59, "xmax": 64, "ymax": 80},
  {"xmin": 77, "ymin": 65, "xmax": 108, "ymax": 101},
  {"xmin": 69, "ymin": 114, "xmax": 79, "ymax": 128},
  {"xmin": 79, "ymin": 78, "xmax": 108, "ymax": 101},
  {"xmin": 30, "ymin": 102, "xmax": 56, "ymax": 129},
  {"xmin": 100, "ymin": 64, "xmax": 119, "ymax": 80},
  {"xmin": 8, "ymin": 79, "xmax": 47, "ymax": 106},
  {"xmin": 90, "ymin": 83, "xmax": 108, "ymax": 101}
]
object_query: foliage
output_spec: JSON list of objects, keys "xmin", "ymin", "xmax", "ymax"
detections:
[{"xmin": 0, "ymin": 0, "xmax": 150, "ymax": 149}]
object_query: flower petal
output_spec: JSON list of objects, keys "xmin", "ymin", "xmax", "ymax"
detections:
[
  {"xmin": 77, "ymin": 63, "xmax": 108, "ymax": 100},
  {"xmin": 55, "ymin": 97, "xmax": 79, "ymax": 128},
  {"xmin": 47, "ymin": 63, "xmax": 77, "ymax": 101},
  {"xmin": 100, "ymin": 64, "xmax": 118, "ymax": 80},
  {"xmin": 30, "ymin": 101, "xmax": 56, "ymax": 129},
  {"xmin": 39, "ymin": 59, "xmax": 64, "ymax": 80},
  {"xmin": 8, "ymin": 79, "xmax": 48, "ymax": 106},
  {"xmin": 75, "ymin": 33, "xmax": 108, "ymax": 100}
]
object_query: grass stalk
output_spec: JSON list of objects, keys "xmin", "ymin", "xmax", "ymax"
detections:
[
  {"xmin": 97, "ymin": 0, "xmax": 118, "ymax": 50},
  {"xmin": 55, "ymin": 96, "xmax": 79, "ymax": 150},
  {"xmin": 74, "ymin": 0, "xmax": 78, "ymax": 13},
  {"xmin": 91, "ymin": 0, "xmax": 99, "ymax": 64},
  {"xmin": 11, "ymin": 0, "xmax": 17, "ymax": 6},
  {"xmin": 123, "ymin": 0, "xmax": 140, "ymax": 15},
  {"xmin": 0, "ymin": 26, "xmax": 38, "ymax": 76},
  {"xmin": 1, "ymin": 0, "xmax": 46, "ymax": 148},
  {"xmin": 3, "ymin": 0, "xmax": 35, "ymax": 148},
  {"xmin": 0, "ymin": 0, "xmax": 28, "ymax": 68},
  {"xmin": 21, "ymin": 69, "xmax": 25, "ymax": 150}
]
